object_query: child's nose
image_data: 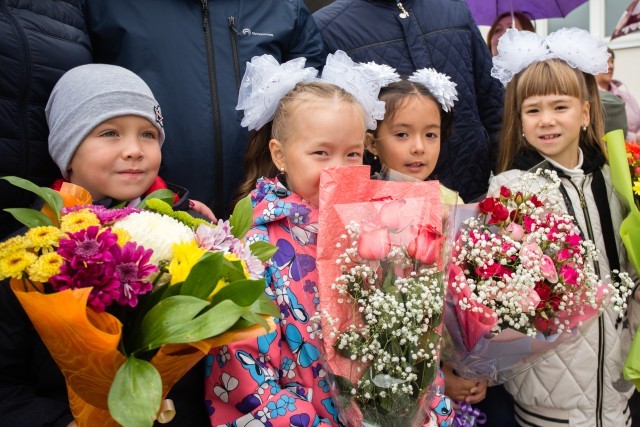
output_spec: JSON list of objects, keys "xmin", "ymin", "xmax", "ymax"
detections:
[
  {"xmin": 122, "ymin": 136, "xmax": 145, "ymax": 159},
  {"xmin": 410, "ymin": 137, "xmax": 425, "ymax": 154}
]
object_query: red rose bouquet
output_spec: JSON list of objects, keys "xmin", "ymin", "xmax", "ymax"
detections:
[
  {"xmin": 0, "ymin": 177, "xmax": 278, "ymax": 427},
  {"xmin": 445, "ymin": 169, "xmax": 633, "ymax": 383},
  {"xmin": 317, "ymin": 166, "xmax": 458, "ymax": 426}
]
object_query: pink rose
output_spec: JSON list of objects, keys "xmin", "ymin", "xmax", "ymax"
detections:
[
  {"xmin": 378, "ymin": 199, "xmax": 406, "ymax": 230},
  {"xmin": 565, "ymin": 234, "xmax": 582, "ymax": 249},
  {"xmin": 523, "ymin": 216, "xmax": 536, "ymax": 233},
  {"xmin": 357, "ymin": 228, "xmax": 391, "ymax": 260},
  {"xmin": 539, "ymin": 255, "xmax": 558, "ymax": 283},
  {"xmin": 408, "ymin": 225, "xmax": 443, "ymax": 265},
  {"xmin": 557, "ymin": 248, "xmax": 572, "ymax": 262},
  {"xmin": 521, "ymin": 288, "xmax": 541, "ymax": 311},
  {"xmin": 475, "ymin": 262, "xmax": 501, "ymax": 278},
  {"xmin": 505, "ymin": 223, "xmax": 524, "ymax": 241},
  {"xmin": 519, "ymin": 243, "xmax": 543, "ymax": 269}
]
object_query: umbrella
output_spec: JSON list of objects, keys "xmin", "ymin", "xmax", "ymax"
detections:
[{"xmin": 465, "ymin": 0, "xmax": 588, "ymax": 26}]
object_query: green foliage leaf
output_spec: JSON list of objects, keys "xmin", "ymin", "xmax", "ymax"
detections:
[
  {"xmin": 179, "ymin": 252, "xmax": 225, "ymax": 299},
  {"xmin": 1, "ymin": 176, "xmax": 62, "ymax": 223},
  {"xmin": 223, "ymin": 257, "xmax": 252, "ymax": 283},
  {"xmin": 109, "ymin": 357, "xmax": 162, "ymax": 427},
  {"xmin": 135, "ymin": 296, "xmax": 209, "ymax": 352},
  {"xmin": 250, "ymin": 241, "xmax": 278, "ymax": 262},
  {"xmin": 209, "ymin": 279, "xmax": 265, "ymax": 307},
  {"xmin": 229, "ymin": 195, "xmax": 253, "ymax": 239},
  {"xmin": 138, "ymin": 189, "xmax": 174, "ymax": 209},
  {"xmin": 3, "ymin": 208, "xmax": 54, "ymax": 228},
  {"xmin": 250, "ymin": 294, "xmax": 280, "ymax": 318},
  {"xmin": 240, "ymin": 311, "xmax": 270, "ymax": 333}
]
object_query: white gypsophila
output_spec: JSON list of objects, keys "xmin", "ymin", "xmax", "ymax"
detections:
[{"xmin": 113, "ymin": 211, "xmax": 194, "ymax": 264}]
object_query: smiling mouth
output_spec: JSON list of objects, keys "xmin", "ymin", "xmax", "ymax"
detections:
[
  {"xmin": 539, "ymin": 134, "xmax": 560, "ymax": 141},
  {"xmin": 405, "ymin": 162, "xmax": 425, "ymax": 168}
]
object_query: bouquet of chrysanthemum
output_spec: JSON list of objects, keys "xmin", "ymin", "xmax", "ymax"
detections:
[
  {"xmin": 444, "ymin": 169, "xmax": 633, "ymax": 383},
  {"xmin": 605, "ymin": 129, "xmax": 640, "ymax": 274},
  {"xmin": 317, "ymin": 166, "xmax": 457, "ymax": 427},
  {"xmin": 0, "ymin": 177, "xmax": 278, "ymax": 427}
]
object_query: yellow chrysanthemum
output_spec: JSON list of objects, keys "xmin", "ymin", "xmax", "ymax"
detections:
[
  {"xmin": 0, "ymin": 250, "xmax": 38, "ymax": 280},
  {"xmin": 106, "ymin": 227, "xmax": 131, "ymax": 246},
  {"xmin": 168, "ymin": 240, "xmax": 207, "ymax": 285},
  {"xmin": 25, "ymin": 226, "xmax": 63, "ymax": 252},
  {"xmin": 26, "ymin": 252, "xmax": 63, "ymax": 282},
  {"xmin": 60, "ymin": 209, "xmax": 100, "ymax": 233},
  {"xmin": 633, "ymin": 179, "xmax": 640, "ymax": 197},
  {"xmin": 0, "ymin": 235, "xmax": 28, "ymax": 254},
  {"xmin": 223, "ymin": 253, "xmax": 251, "ymax": 279}
]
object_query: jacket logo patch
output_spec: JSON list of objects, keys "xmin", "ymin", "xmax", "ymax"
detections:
[{"xmin": 241, "ymin": 28, "xmax": 274, "ymax": 37}]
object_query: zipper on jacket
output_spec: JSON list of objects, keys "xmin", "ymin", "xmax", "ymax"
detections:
[
  {"xmin": 2, "ymin": 0, "xmax": 32, "ymax": 179},
  {"xmin": 570, "ymin": 176, "xmax": 605, "ymax": 426},
  {"xmin": 200, "ymin": 0, "xmax": 224, "ymax": 213},
  {"xmin": 228, "ymin": 16, "xmax": 241, "ymax": 91}
]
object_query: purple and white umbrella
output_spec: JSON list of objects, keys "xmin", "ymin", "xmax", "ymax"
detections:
[{"xmin": 465, "ymin": 0, "xmax": 588, "ymax": 26}]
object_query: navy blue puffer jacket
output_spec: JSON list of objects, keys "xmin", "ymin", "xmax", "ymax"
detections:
[
  {"xmin": 0, "ymin": 0, "xmax": 92, "ymax": 239},
  {"xmin": 86, "ymin": 0, "xmax": 326, "ymax": 217},
  {"xmin": 314, "ymin": 0, "xmax": 504, "ymax": 201}
]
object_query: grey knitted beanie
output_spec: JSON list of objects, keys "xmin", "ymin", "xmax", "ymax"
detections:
[{"xmin": 45, "ymin": 64, "xmax": 165, "ymax": 179}]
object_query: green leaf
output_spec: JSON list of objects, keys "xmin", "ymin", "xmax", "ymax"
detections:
[
  {"xmin": 250, "ymin": 293, "xmax": 280, "ymax": 318},
  {"xmin": 180, "ymin": 252, "xmax": 225, "ymax": 299},
  {"xmin": 135, "ymin": 296, "xmax": 209, "ymax": 352},
  {"xmin": 3, "ymin": 208, "xmax": 54, "ymax": 228},
  {"xmin": 250, "ymin": 241, "xmax": 278, "ymax": 262},
  {"xmin": 241, "ymin": 311, "xmax": 270, "ymax": 333},
  {"xmin": 109, "ymin": 357, "xmax": 162, "ymax": 427},
  {"xmin": 229, "ymin": 195, "xmax": 253, "ymax": 239},
  {"xmin": 209, "ymin": 279, "xmax": 265, "ymax": 307},
  {"xmin": 138, "ymin": 189, "xmax": 174, "ymax": 209},
  {"xmin": 1, "ymin": 176, "xmax": 62, "ymax": 223}
]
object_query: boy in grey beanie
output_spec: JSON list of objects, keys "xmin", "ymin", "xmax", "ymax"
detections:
[
  {"xmin": 45, "ymin": 63, "xmax": 164, "ymax": 202},
  {"xmin": 45, "ymin": 63, "xmax": 215, "ymax": 217}
]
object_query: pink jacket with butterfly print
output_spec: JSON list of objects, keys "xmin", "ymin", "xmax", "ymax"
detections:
[{"xmin": 205, "ymin": 177, "xmax": 339, "ymax": 426}]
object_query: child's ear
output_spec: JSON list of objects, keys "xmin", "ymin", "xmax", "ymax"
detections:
[
  {"xmin": 365, "ymin": 132, "xmax": 378, "ymax": 156},
  {"xmin": 269, "ymin": 138, "xmax": 285, "ymax": 170},
  {"xmin": 581, "ymin": 101, "xmax": 590, "ymax": 127}
]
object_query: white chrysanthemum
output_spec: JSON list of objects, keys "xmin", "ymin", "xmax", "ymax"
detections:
[{"xmin": 113, "ymin": 211, "xmax": 194, "ymax": 264}]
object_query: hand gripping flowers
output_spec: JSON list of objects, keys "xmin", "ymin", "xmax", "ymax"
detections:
[
  {"xmin": 0, "ymin": 178, "xmax": 278, "ymax": 427},
  {"xmin": 445, "ymin": 170, "xmax": 633, "ymax": 382}
]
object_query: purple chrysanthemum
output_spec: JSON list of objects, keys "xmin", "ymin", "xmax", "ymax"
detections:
[
  {"xmin": 231, "ymin": 240, "xmax": 264, "ymax": 279},
  {"xmin": 196, "ymin": 221, "xmax": 236, "ymax": 252},
  {"xmin": 50, "ymin": 262, "xmax": 121, "ymax": 312},
  {"xmin": 109, "ymin": 242, "xmax": 157, "ymax": 308},
  {"xmin": 57, "ymin": 226, "xmax": 117, "ymax": 268},
  {"xmin": 62, "ymin": 205, "xmax": 140, "ymax": 224}
]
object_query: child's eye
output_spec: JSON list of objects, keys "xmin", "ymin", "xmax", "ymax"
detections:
[
  {"xmin": 426, "ymin": 132, "xmax": 439, "ymax": 139},
  {"xmin": 312, "ymin": 151, "xmax": 328, "ymax": 156},
  {"xmin": 555, "ymin": 105, "xmax": 567, "ymax": 110},
  {"xmin": 395, "ymin": 132, "xmax": 409, "ymax": 138},
  {"xmin": 524, "ymin": 108, "xmax": 538, "ymax": 114},
  {"xmin": 100, "ymin": 130, "xmax": 119, "ymax": 137},
  {"xmin": 347, "ymin": 151, "xmax": 362, "ymax": 158},
  {"xmin": 141, "ymin": 131, "xmax": 158, "ymax": 139}
]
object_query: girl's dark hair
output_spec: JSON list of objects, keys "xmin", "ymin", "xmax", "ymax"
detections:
[
  {"xmin": 370, "ymin": 79, "xmax": 454, "ymax": 178},
  {"xmin": 497, "ymin": 58, "xmax": 605, "ymax": 173},
  {"xmin": 233, "ymin": 81, "xmax": 366, "ymax": 204}
]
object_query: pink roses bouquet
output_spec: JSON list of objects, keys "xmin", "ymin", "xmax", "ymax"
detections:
[
  {"xmin": 445, "ymin": 170, "xmax": 633, "ymax": 382},
  {"xmin": 317, "ymin": 166, "xmax": 457, "ymax": 426}
]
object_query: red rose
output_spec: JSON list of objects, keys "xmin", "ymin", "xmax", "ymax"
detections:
[
  {"xmin": 529, "ymin": 195, "xmax": 543, "ymax": 207},
  {"xmin": 478, "ymin": 197, "xmax": 496, "ymax": 214},
  {"xmin": 408, "ymin": 225, "xmax": 443, "ymax": 265},
  {"xmin": 499, "ymin": 186, "xmax": 511, "ymax": 199},
  {"xmin": 534, "ymin": 281, "xmax": 551, "ymax": 302},
  {"xmin": 534, "ymin": 314, "xmax": 552, "ymax": 334},
  {"xmin": 549, "ymin": 295, "xmax": 562, "ymax": 311},
  {"xmin": 488, "ymin": 203, "xmax": 509, "ymax": 224}
]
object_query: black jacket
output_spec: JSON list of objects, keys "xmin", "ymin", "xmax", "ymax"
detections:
[
  {"xmin": 85, "ymin": 0, "xmax": 326, "ymax": 217},
  {"xmin": 0, "ymin": 0, "xmax": 92, "ymax": 240},
  {"xmin": 314, "ymin": 0, "xmax": 505, "ymax": 201}
]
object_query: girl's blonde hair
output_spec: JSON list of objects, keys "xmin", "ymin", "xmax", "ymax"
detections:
[
  {"xmin": 497, "ymin": 58, "xmax": 605, "ymax": 173},
  {"xmin": 234, "ymin": 81, "xmax": 367, "ymax": 203}
]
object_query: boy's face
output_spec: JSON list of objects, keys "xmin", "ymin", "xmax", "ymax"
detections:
[{"xmin": 68, "ymin": 115, "xmax": 162, "ymax": 201}]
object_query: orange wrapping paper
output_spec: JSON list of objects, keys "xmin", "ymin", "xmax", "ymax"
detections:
[{"xmin": 10, "ymin": 279, "xmax": 274, "ymax": 426}]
